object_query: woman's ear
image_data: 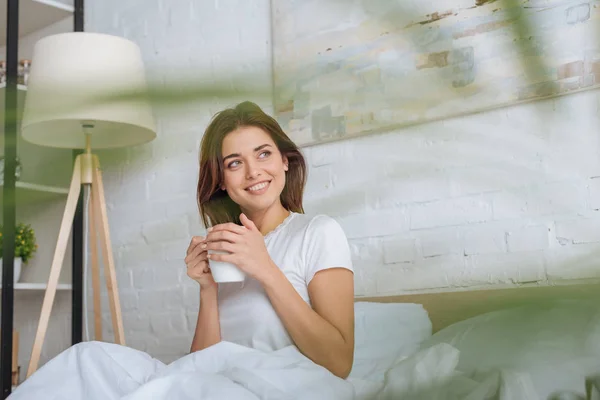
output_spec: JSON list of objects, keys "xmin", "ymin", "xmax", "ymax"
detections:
[{"xmin": 283, "ymin": 155, "xmax": 289, "ymax": 171}]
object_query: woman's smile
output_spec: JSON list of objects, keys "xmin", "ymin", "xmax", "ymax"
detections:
[{"xmin": 246, "ymin": 180, "xmax": 271, "ymax": 195}]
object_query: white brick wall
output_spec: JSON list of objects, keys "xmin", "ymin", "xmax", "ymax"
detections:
[{"xmin": 80, "ymin": 0, "xmax": 600, "ymax": 365}]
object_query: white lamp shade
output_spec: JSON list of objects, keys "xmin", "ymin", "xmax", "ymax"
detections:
[{"xmin": 21, "ymin": 32, "xmax": 156, "ymax": 149}]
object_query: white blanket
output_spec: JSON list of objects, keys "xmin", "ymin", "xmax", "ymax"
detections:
[
  {"xmin": 9, "ymin": 340, "xmax": 531, "ymax": 400},
  {"xmin": 10, "ymin": 341, "xmax": 355, "ymax": 400}
]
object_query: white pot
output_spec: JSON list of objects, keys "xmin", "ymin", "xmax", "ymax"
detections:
[{"xmin": 0, "ymin": 257, "xmax": 22, "ymax": 284}]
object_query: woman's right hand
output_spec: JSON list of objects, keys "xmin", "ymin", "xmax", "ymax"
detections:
[{"xmin": 185, "ymin": 236, "xmax": 217, "ymax": 290}]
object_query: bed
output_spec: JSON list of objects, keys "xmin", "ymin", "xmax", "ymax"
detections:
[
  {"xmin": 8, "ymin": 282, "xmax": 600, "ymax": 400},
  {"xmin": 358, "ymin": 282, "xmax": 600, "ymax": 399},
  {"xmin": 361, "ymin": 282, "xmax": 600, "ymax": 332}
]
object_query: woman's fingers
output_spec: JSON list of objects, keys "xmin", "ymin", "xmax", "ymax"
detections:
[
  {"xmin": 185, "ymin": 243, "xmax": 207, "ymax": 264},
  {"xmin": 189, "ymin": 257, "xmax": 205, "ymax": 271},
  {"xmin": 206, "ymin": 251, "xmax": 235, "ymax": 264},
  {"xmin": 186, "ymin": 236, "xmax": 204, "ymax": 255},
  {"xmin": 206, "ymin": 230, "xmax": 239, "ymax": 244},
  {"xmin": 206, "ymin": 240, "xmax": 234, "ymax": 253},
  {"xmin": 208, "ymin": 223, "xmax": 246, "ymax": 235}
]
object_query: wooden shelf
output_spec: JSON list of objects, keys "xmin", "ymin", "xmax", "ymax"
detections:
[
  {"xmin": 0, "ymin": 0, "xmax": 74, "ymax": 46},
  {"xmin": 0, "ymin": 181, "xmax": 69, "ymax": 205},
  {"xmin": 0, "ymin": 282, "xmax": 71, "ymax": 290}
]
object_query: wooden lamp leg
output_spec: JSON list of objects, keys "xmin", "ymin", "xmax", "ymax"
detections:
[
  {"xmin": 88, "ymin": 186, "xmax": 102, "ymax": 341},
  {"xmin": 12, "ymin": 330, "xmax": 19, "ymax": 387},
  {"xmin": 91, "ymin": 155, "xmax": 125, "ymax": 345},
  {"xmin": 27, "ymin": 157, "xmax": 83, "ymax": 378}
]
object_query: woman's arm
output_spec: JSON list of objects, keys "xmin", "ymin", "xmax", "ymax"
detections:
[
  {"xmin": 186, "ymin": 236, "xmax": 222, "ymax": 352},
  {"xmin": 190, "ymin": 286, "xmax": 221, "ymax": 352},
  {"xmin": 262, "ymin": 266, "xmax": 355, "ymax": 379},
  {"xmin": 205, "ymin": 215, "xmax": 355, "ymax": 378}
]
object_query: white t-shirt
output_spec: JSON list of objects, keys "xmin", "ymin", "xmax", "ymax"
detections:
[{"xmin": 216, "ymin": 212, "xmax": 353, "ymax": 352}]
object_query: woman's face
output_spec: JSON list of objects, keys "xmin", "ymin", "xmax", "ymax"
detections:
[{"xmin": 220, "ymin": 126, "xmax": 288, "ymax": 215}]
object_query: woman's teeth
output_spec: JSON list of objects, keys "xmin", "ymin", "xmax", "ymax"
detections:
[{"xmin": 247, "ymin": 182, "xmax": 268, "ymax": 191}]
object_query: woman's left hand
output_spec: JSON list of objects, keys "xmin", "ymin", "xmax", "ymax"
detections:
[{"xmin": 205, "ymin": 213, "xmax": 278, "ymax": 283}]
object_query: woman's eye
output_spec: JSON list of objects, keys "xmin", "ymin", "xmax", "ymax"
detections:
[
  {"xmin": 259, "ymin": 151, "xmax": 271, "ymax": 158},
  {"xmin": 228, "ymin": 160, "xmax": 241, "ymax": 168}
]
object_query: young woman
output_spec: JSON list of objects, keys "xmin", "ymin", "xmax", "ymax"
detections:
[{"xmin": 185, "ymin": 101, "xmax": 355, "ymax": 379}]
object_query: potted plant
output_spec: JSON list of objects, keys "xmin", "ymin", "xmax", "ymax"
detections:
[{"xmin": 0, "ymin": 222, "xmax": 37, "ymax": 283}]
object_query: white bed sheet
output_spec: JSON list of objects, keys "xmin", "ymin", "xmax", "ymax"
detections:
[
  {"xmin": 9, "ymin": 339, "xmax": 481, "ymax": 400},
  {"xmin": 10, "ymin": 339, "xmax": 546, "ymax": 400},
  {"xmin": 15, "ymin": 300, "xmax": 600, "ymax": 399}
]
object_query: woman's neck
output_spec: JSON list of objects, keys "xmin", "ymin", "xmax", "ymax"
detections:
[{"xmin": 244, "ymin": 205, "xmax": 290, "ymax": 236}]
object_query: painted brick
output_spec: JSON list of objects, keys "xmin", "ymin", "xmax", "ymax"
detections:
[
  {"xmin": 146, "ymin": 162, "xmax": 198, "ymax": 202},
  {"xmin": 306, "ymin": 142, "xmax": 353, "ymax": 167},
  {"xmin": 533, "ymin": 181, "xmax": 587, "ymax": 216},
  {"xmin": 463, "ymin": 224, "xmax": 507, "ymax": 255},
  {"xmin": 382, "ymin": 237, "xmax": 416, "ymax": 264},
  {"xmin": 150, "ymin": 312, "xmax": 188, "ymax": 337},
  {"xmin": 349, "ymin": 238, "xmax": 383, "ymax": 261},
  {"xmin": 448, "ymin": 163, "xmax": 546, "ymax": 197},
  {"xmin": 141, "ymin": 216, "xmax": 190, "ymax": 244},
  {"xmin": 132, "ymin": 267, "xmax": 157, "ymax": 290},
  {"xmin": 304, "ymin": 165, "xmax": 332, "ymax": 193},
  {"xmin": 410, "ymin": 195, "xmax": 492, "ymax": 229},
  {"xmin": 352, "ymin": 265, "xmax": 378, "ymax": 296},
  {"xmin": 123, "ymin": 313, "xmax": 151, "ymax": 333},
  {"xmin": 62, "ymin": 0, "xmax": 600, "ymax": 370},
  {"xmin": 588, "ymin": 177, "xmax": 600, "ymax": 210},
  {"xmin": 337, "ymin": 209, "xmax": 409, "ymax": 239},
  {"xmin": 555, "ymin": 218, "xmax": 600, "ymax": 244},
  {"xmin": 491, "ymin": 190, "xmax": 529, "ymax": 220},
  {"xmin": 418, "ymin": 229, "xmax": 463, "ymax": 258},
  {"xmin": 506, "ymin": 225, "xmax": 549, "ymax": 252},
  {"xmin": 138, "ymin": 288, "xmax": 184, "ymax": 311},
  {"xmin": 545, "ymin": 243, "xmax": 600, "ymax": 280},
  {"xmin": 465, "ymin": 252, "xmax": 546, "ymax": 285},
  {"xmin": 330, "ymin": 160, "xmax": 386, "ymax": 189},
  {"xmin": 118, "ymin": 243, "xmax": 164, "ymax": 270},
  {"xmin": 304, "ymin": 188, "xmax": 367, "ymax": 217},
  {"xmin": 367, "ymin": 172, "xmax": 452, "ymax": 207},
  {"xmin": 376, "ymin": 255, "xmax": 465, "ymax": 292},
  {"xmin": 566, "ymin": 3, "xmax": 590, "ymax": 24},
  {"xmin": 162, "ymin": 239, "xmax": 192, "ymax": 263},
  {"xmin": 491, "ymin": 181, "xmax": 586, "ymax": 220}
]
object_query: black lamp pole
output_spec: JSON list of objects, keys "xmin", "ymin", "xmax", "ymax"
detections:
[{"xmin": 72, "ymin": 0, "xmax": 85, "ymax": 347}]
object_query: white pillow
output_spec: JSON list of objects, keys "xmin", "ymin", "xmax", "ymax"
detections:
[
  {"xmin": 350, "ymin": 302, "xmax": 432, "ymax": 382},
  {"xmin": 421, "ymin": 299, "xmax": 600, "ymax": 399}
]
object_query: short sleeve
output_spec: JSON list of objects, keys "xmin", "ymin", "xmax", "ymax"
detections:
[{"xmin": 302, "ymin": 215, "xmax": 353, "ymax": 285}]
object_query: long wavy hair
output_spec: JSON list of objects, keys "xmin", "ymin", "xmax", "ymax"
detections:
[{"xmin": 197, "ymin": 101, "xmax": 306, "ymax": 227}]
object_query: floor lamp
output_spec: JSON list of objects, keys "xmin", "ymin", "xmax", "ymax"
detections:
[{"xmin": 19, "ymin": 32, "xmax": 156, "ymax": 378}]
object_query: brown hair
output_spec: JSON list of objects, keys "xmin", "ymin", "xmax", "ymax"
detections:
[{"xmin": 197, "ymin": 101, "xmax": 306, "ymax": 227}]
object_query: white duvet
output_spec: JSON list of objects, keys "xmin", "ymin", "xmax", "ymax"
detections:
[
  {"xmin": 9, "ymin": 339, "xmax": 477, "ymax": 400},
  {"xmin": 9, "ymin": 338, "xmax": 586, "ymax": 399}
]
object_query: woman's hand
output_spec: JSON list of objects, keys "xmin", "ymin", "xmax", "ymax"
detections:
[
  {"xmin": 185, "ymin": 236, "xmax": 217, "ymax": 291},
  {"xmin": 205, "ymin": 213, "xmax": 278, "ymax": 283}
]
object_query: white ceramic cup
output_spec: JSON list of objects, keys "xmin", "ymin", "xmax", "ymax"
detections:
[{"xmin": 208, "ymin": 250, "xmax": 246, "ymax": 283}]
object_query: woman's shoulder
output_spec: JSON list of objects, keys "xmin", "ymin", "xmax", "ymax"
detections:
[{"xmin": 288, "ymin": 213, "xmax": 347, "ymax": 239}]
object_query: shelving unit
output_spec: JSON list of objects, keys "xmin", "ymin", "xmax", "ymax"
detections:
[
  {"xmin": 0, "ymin": 0, "xmax": 74, "ymax": 45},
  {"xmin": 0, "ymin": 181, "xmax": 68, "ymax": 204},
  {"xmin": 1, "ymin": 0, "xmax": 82, "ymax": 396},
  {"xmin": 0, "ymin": 283, "xmax": 71, "ymax": 290}
]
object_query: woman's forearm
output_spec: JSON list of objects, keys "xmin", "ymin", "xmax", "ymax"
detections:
[
  {"xmin": 190, "ymin": 286, "xmax": 221, "ymax": 352},
  {"xmin": 261, "ymin": 266, "xmax": 353, "ymax": 378}
]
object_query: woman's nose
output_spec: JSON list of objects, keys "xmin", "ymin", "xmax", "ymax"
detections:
[{"xmin": 245, "ymin": 161, "xmax": 261, "ymax": 180}]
